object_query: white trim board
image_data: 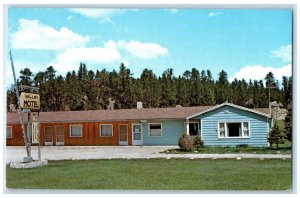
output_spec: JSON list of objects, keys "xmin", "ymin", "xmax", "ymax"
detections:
[{"xmin": 186, "ymin": 102, "xmax": 271, "ymax": 120}]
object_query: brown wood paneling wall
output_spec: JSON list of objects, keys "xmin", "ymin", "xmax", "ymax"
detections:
[{"xmin": 6, "ymin": 121, "xmax": 134, "ymax": 146}]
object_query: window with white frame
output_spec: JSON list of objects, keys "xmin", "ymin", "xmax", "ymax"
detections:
[
  {"xmin": 70, "ymin": 125, "xmax": 82, "ymax": 137},
  {"xmin": 100, "ymin": 124, "xmax": 113, "ymax": 137},
  {"xmin": 149, "ymin": 123, "xmax": 162, "ymax": 137},
  {"xmin": 218, "ymin": 122, "xmax": 250, "ymax": 138},
  {"xmin": 6, "ymin": 126, "xmax": 12, "ymax": 138}
]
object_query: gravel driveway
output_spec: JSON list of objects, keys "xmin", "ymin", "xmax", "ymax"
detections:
[{"xmin": 5, "ymin": 146, "xmax": 291, "ymax": 164}]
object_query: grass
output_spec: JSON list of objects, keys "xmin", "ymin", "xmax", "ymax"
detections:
[
  {"xmin": 6, "ymin": 158, "xmax": 291, "ymax": 190},
  {"xmin": 164, "ymin": 141, "xmax": 292, "ymax": 154}
]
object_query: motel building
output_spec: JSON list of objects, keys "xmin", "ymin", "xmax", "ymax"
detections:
[{"xmin": 6, "ymin": 102, "xmax": 272, "ymax": 147}]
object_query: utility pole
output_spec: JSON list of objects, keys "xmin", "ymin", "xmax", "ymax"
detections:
[
  {"xmin": 9, "ymin": 50, "xmax": 32, "ymax": 162},
  {"xmin": 267, "ymin": 85, "xmax": 276, "ymax": 117}
]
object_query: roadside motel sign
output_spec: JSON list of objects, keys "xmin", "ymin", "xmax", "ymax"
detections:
[{"xmin": 20, "ymin": 92, "xmax": 40, "ymax": 110}]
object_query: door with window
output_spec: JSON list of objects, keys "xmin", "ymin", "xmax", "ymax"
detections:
[
  {"xmin": 189, "ymin": 122, "xmax": 199, "ymax": 136},
  {"xmin": 132, "ymin": 124, "xmax": 142, "ymax": 145},
  {"xmin": 119, "ymin": 124, "xmax": 128, "ymax": 145},
  {"xmin": 56, "ymin": 126, "xmax": 64, "ymax": 146},
  {"xmin": 44, "ymin": 126, "xmax": 53, "ymax": 146}
]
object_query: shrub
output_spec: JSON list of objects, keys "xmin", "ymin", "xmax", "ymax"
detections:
[
  {"xmin": 178, "ymin": 134, "xmax": 204, "ymax": 151},
  {"xmin": 268, "ymin": 122, "xmax": 286, "ymax": 149},
  {"xmin": 193, "ymin": 136, "xmax": 204, "ymax": 150},
  {"xmin": 236, "ymin": 144, "xmax": 249, "ymax": 148}
]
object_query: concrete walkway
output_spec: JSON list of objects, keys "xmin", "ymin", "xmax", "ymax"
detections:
[{"xmin": 5, "ymin": 146, "xmax": 291, "ymax": 164}]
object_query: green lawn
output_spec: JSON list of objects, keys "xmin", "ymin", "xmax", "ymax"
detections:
[{"xmin": 6, "ymin": 158, "xmax": 291, "ymax": 190}]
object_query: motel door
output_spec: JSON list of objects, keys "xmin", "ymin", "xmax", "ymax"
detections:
[
  {"xmin": 56, "ymin": 126, "xmax": 64, "ymax": 146},
  {"xmin": 132, "ymin": 124, "xmax": 142, "ymax": 145},
  {"xmin": 44, "ymin": 126, "xmax": 53, "ymax": 146},
  {"xmin": 119, "ymin": 124, "xmax": 128, "ymax": 145}
]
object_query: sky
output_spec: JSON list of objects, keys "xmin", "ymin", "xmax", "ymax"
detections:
[{"xmin": 6, "ymin": 8, "xmax": 292, "ymax": 87}]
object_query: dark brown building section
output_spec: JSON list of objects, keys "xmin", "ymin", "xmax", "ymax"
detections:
[{"xmin": 6, "ymin": 121, "xmax": 133, "ymax": 146}]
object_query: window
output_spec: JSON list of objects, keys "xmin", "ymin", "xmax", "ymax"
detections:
[
  {"xmin": 100, "ymin": 124, "xmax": 113, "ymax": 137},
  {"xmin": 218, "ymin": 122, "xmax": 250, "ymax": 138},
  {"xmin": 219, "ymin": 123, "xmax": 225, "ymax": 137},
  {"xmin": 149, "ymin": 123, "xmax": 162, "ymax": 137},
  {"xmin": 243, "ymin": 122, "xmax": 249, "ymax": 137},
  {"xmin": 7, "ymin": 126, "xmax": 12, "ymax": 138},
  {"xmin": 70, "ymin": 125, "xmax": 82, "ymax": 137}
]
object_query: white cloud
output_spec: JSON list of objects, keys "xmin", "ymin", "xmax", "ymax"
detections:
[
  {"xmin": 68, "ymin": 8, "xmax": 123, "ymax": 18},
  {"xmin": 49, "ymin": 47, "xmax": 121, "ymax": 73},
  {"xmin": 271, "ymin": 44, "xmax": 292, "ymax": 62},
  {"xmin": 11, "ymin": 19, "xmax": 89, "ymax": 50},
  {"xmin": 208, "ymin": 12, "xmax": 222, "ymax": 17},
  {"xmin": 104, "ymin": 40, "xmax": 168, "ymax": 59},
  {"xmin": 68, "ymin": 8, "xmax": 124, "ymax": 22},
  {"xmin": 67, "ymin": 16, "xmax": 73, "ymax": 21},
  {"xmin": 165, "ymin": 9, "xmax": 178, "ymax": 14},
  {"xmin": 229, "ymin": 64, "xmax": 292, "ymax": 83}
]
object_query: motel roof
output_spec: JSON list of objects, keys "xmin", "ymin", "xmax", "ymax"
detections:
[{"xmin": 6, "ymin": 103, "xmax": 270, "ymax": 124}]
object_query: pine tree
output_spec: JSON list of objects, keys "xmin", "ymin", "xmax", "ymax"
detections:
[
  {"xmin": 111, "ymin": 63, "xmax": 135, "ymax": 109},
  {"xmin": 160, "ymin": 68, "xmax": 177, "ymax": 107},
  {"xmin": 64, "ymin": 70, "xmax": 83, "ymax": 110},
  {"xmin": 268, "ymin": 122, "xmax": 286, "ymax": 149},
  {"xmin": 175, "ymin": 75, "xmax": 189, "ymax": 106},
  {"xmin": 140, "ymin": 69, "xmax": 161, "ymax": 108},
  {"xmin": 189, "ymin": 68, "xmax": 203, "ymax": 106},
  {"xmin": 19, "ymin": 68, "xmax": 33, "ymax": 86},
  {"xmin": 95, "ymin": 69, "xmax": 111, "ymax": 110},
  {"xmin": 215, "ymin": 70, "xmax": 229, "ymax": 104}
]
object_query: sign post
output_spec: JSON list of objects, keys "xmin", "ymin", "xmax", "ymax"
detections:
[
  {"xmin": 9, "ymin": 51, "xmax": 32, "ymax": 163},
  {"xmin": 10, "ymin": 50, "xmax": 41, "ymax": 163}
]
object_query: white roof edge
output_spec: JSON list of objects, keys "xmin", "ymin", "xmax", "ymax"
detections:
[{"xmin": 186, "ymin": 102, "xmax": 271, "ymax": 119}]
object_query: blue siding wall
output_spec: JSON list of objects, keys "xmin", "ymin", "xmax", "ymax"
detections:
[
  {"xmin": 194, "ymin": 106, "xmax": 270, "ymax": 147},
  {"xmin": 142, "ymin": 120, "xmax": 184, "ymax": 145}
]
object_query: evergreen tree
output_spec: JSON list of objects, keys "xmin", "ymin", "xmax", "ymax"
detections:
[
  {"xmin": 118, "ymin": 63, "xmax": 135, "ymax": 109},
  {"xmin": 175, "ymin": 75, "xmax": 189, "ymax": 106},
  {"xmin": 265, "ymin": 72, "xmax": 276, "ymax": 88},
  {"xmin": 268, "ymin": 122, "xmax": 286, "ymax": 149},
  {"xmin": 246, "ymin": 79, "xmax": 255, "ymax": 108},
  {"xmin": 109, "ymin": 69, "xmax": 120, "ymax": 109},
  {"xmin": 83, "ymin": 70, "xmax": 98, "ymax": 110},
  {"xmin": 64, "ymin": 70, "xmax": 83, "ymax": 110},
  {"xmin": 19, "ymin": 68, "xmax": 33, "ymax": 86},
  {"xmin": 140, "ymin": 69, "xmax": 161, "ymax": 108},
  {"xmin": 255, "ymin": 80, "xmax": 268, "ymax": 107},
  {"xmin": 189, "ymin": 68, "xmax": 203, "ymax": 106},
  {"xmin": 265, "ymin": 72, "xmax": 276, "ymax": 104},
  {"xmin": 160, "ymin": 68, "xmax": 177, "ymax": 107},
  {"xmin": 95, "ymin": 69, "xmax": 111, "ymax": 109},
  {"xmin": 7, "ymin": 62, "xmax": 290, "ymax": 112},
  {"xmin": 215, "ymin": 70, "xmax": 229, "ymax": 104}
]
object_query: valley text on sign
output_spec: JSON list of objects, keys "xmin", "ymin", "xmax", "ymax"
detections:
[{"xmin": 20, "ymin": 92, "xmax": 40, "ymax": 110}]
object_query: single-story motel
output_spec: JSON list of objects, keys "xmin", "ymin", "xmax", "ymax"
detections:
[{"xmin": 6, "ymin": 103, "xmax": 272, "ymax": 147}]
